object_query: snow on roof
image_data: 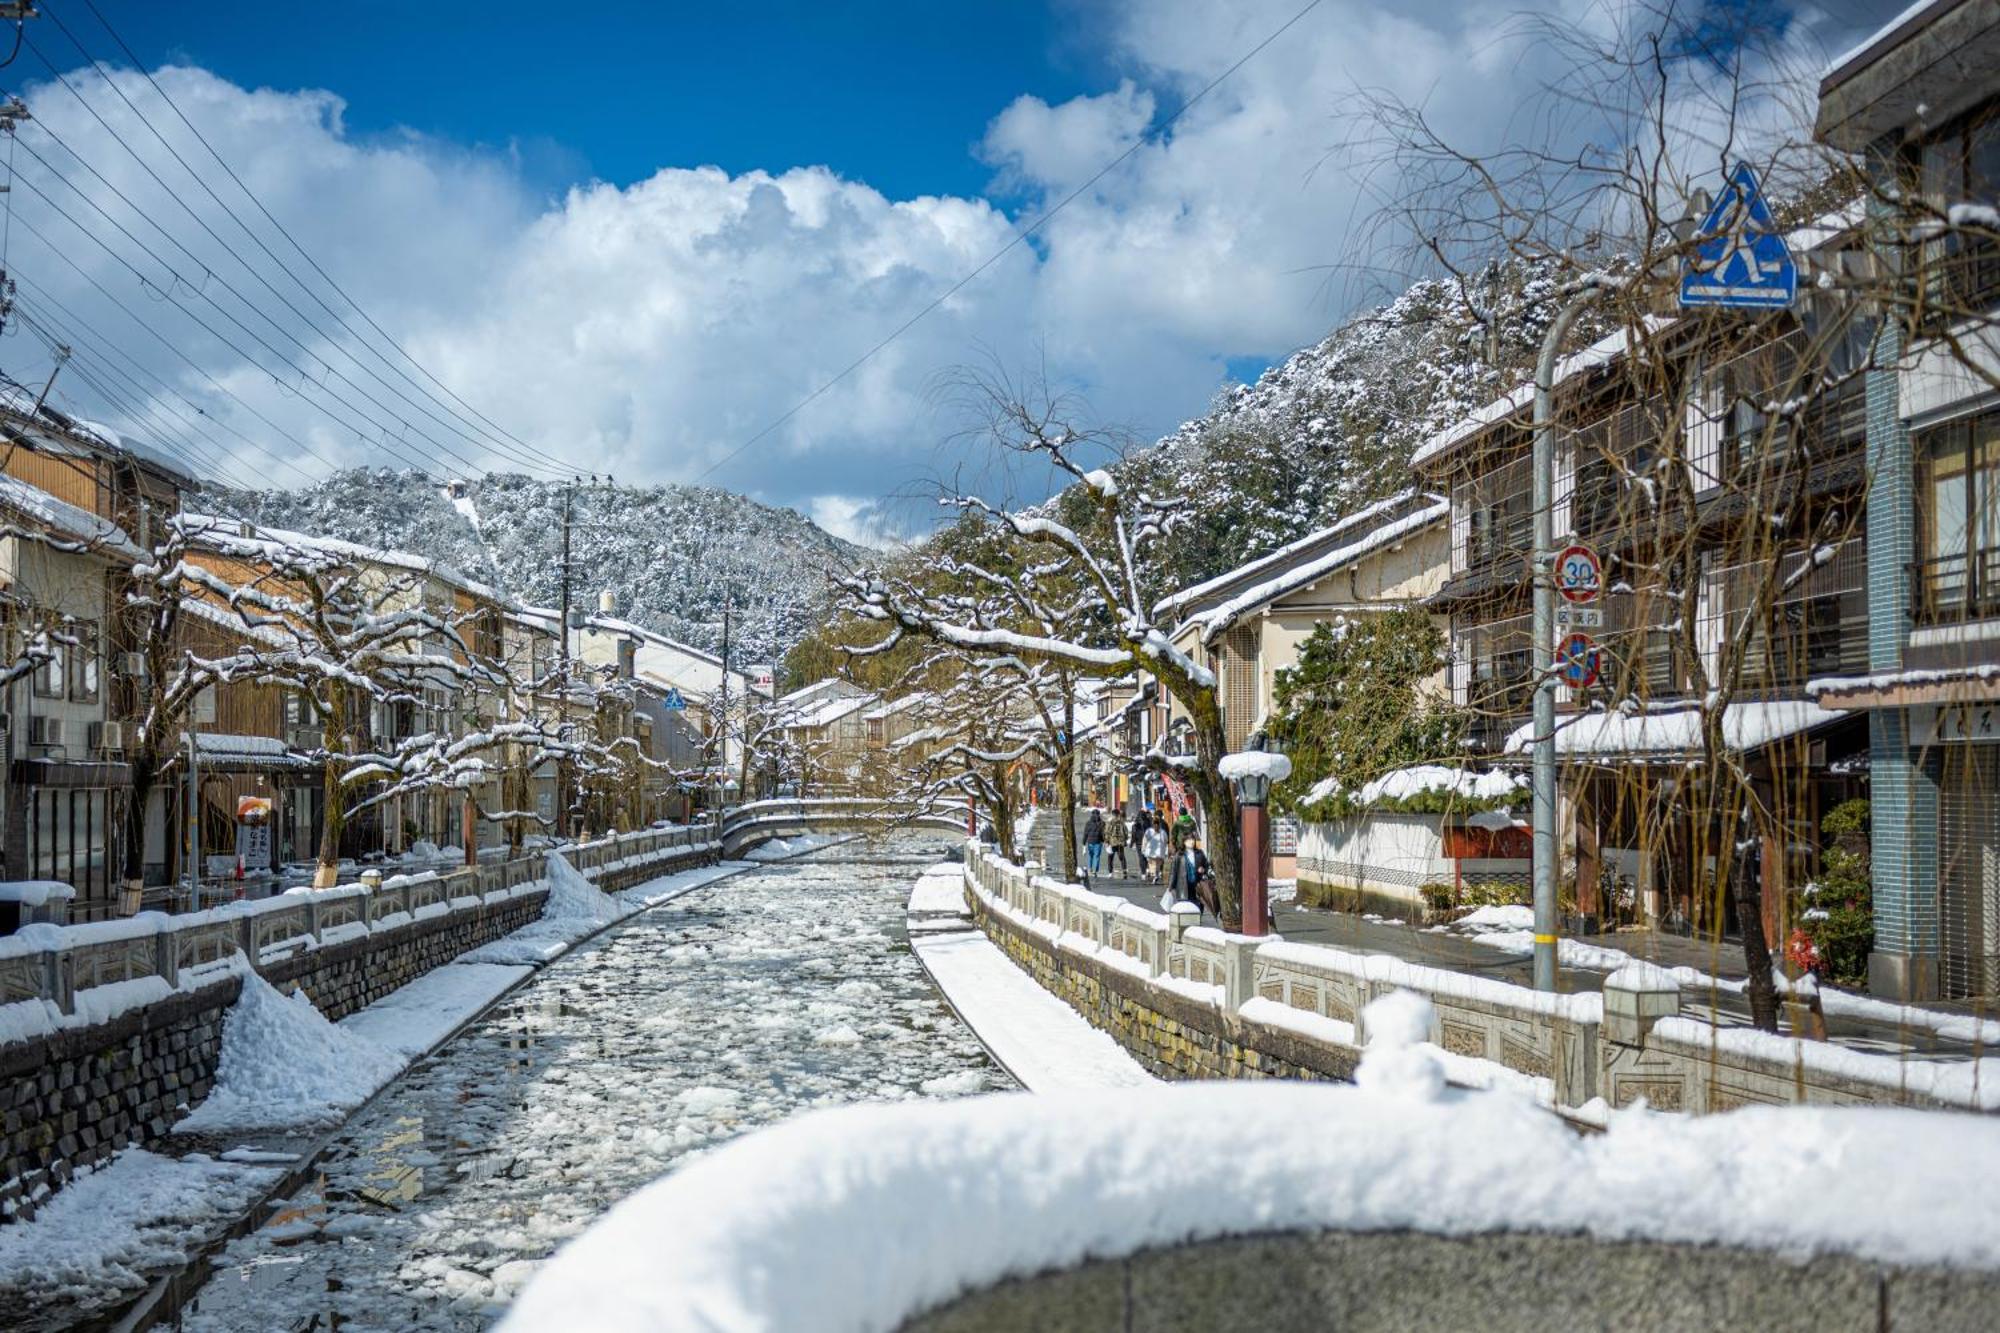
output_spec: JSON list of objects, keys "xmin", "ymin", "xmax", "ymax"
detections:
[
  {"xmin": 1808, "ymin": 662, "xmax": 2000, "ymax": 700},
  {"xmin": 1156, "ymin": 491, "xmax": 1429, "ymax": 618},
  {"xmin": 784, "ymin": 692, "xmax": 875, "ymax": 730},
  {"xmin": 1503, "ymin": 701, "xmax": 1849, "ymax": 758},
  {"xmin": 1170, "ymin": 495, "xmax": 1448, "ymax": 644},
  {"xmin": 0, "ymin": 386, "xmax": 199, "ymax": 487},
  {"xmin": 1821, "ymin": 0, "xmax": 1946, "ymax": 82},
  {"xmin": 861, "ymin": 692, "xmax": 929, "ymax": 722},
  {"xmin": 181, "ymin": 513, "xmax": 514, "ymax": 607},
  {"xmin": 181, "ymin": 731, "xmax": 317, "ymax": 770},
  {"xmin": 1304, "ymin": 764, "xmax": 1522, "ymax": 808},
  {"xmin": 0, "ymin": 472, "xmax": 142, "ymax": 558},
  {"xmin": 1410, "ymin": 320, "xmax": 1674, "ymax": 471}
]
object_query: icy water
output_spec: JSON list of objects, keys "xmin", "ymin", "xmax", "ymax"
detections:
[{"xmin": 171, "ymin": 837, "xmax": 1009, "ymax": 1331}]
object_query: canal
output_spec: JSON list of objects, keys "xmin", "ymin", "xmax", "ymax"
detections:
[{"xmin": 171, "ymin": 836, "xmax": 1008, "ymax": 1330}]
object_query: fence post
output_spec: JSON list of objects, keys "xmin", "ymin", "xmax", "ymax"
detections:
[
  {"xmin": 236, "ymin": 915, "xmax": 258, "ymax": 971},
  {"xmin": 1222, "ymin": 936, "xmax": 1257, "ymax": 1012},
  {"xmin": 44, "ymin": 947, "xmax": 75, "ymax": 1015},
  {"xmin": 153, "ymin": 923, "xmax": 180, "ymax": 989}
]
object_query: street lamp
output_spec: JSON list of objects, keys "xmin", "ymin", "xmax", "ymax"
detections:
[{"xmin": 1220, "ymin": 731, "xmax": 1290, "ymax": 937}]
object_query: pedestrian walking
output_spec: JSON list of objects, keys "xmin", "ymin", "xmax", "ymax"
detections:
[
  {"xmin": 1167, "ymin": 834, "xmax": 1216, "ymax": 918},
  {"xmin": 1130, "ymin": 807, "xmax": 1152, "ymax": 877},
  {"xmin": 1142, "ymin": 817, "xmax": 1170, "ymax": 884},
  {"xmin": 1173, "ymin": 808, "xmax": 1196, "ymax": 846},
  {"xmin": 1105, "ymin": 809, "xmax": 1129, "ymax": 875},
  {"xmin": 1082, "ymin": 802, "xmax": 1105, "ymax": 875}
]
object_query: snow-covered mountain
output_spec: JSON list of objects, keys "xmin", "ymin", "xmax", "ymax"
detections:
[
  {"xmin": 1112, "ymin": 263, "xmax": 1597, "ymax": 593},
  {"xmin": 203, "ymin": 470, "xmax": 866, "ymax": 665}
]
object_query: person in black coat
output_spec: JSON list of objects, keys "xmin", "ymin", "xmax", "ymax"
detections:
[{"xmin": 1167, "ymin": 834, "xmax": 1217, "ymax": 918}]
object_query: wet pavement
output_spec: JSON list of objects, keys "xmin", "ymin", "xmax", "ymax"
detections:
[{"xmin": 169, "ymin": 836, "xmax": 1008, "ymax": 1332}]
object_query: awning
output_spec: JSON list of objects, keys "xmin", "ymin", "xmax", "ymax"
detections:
[
  {"xmin": 1502, "ymin": 701, "xmax": 1850, "ymax": 760},
  {"xmin": 170, "ymin": 733, "xmax": 319, "ymax": 772}
]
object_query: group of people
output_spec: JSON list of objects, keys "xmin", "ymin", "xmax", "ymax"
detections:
[{"xmin": 1080, "ymin": 799, "xmax": 1218, "ymax": 917}]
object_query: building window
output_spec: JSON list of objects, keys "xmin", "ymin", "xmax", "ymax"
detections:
[
  {"xmin": 1911, "ymin": 98, "xmax": 2000, "ymax": 328},
  {"xmin": 1918, "ymin": 409, "xmax": 2000, "ymax": 623},
  {"xmin": 31, "ymin": 787, "xmax": 112, "ymax": 900},
  {"xmin": 31, "ymin": 623, "xmax": 64, "ymax": 699},
  {"xmin": 68, "ymin": 621, "xmax": 99, "ymax": 703}
]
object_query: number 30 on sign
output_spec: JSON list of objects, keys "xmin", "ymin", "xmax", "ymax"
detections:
[{"xmin": 1556, "ymin": 544, "xmax": 1602, "ymax": 603}]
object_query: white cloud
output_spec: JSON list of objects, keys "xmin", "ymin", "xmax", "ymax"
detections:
[
  {"xmin": 0, "ymin": 1, "xmax": 1892, "ymax": 531},
  {"xmin": 807, "ymin": 494, "xmax": 907, "ymax": 550}
]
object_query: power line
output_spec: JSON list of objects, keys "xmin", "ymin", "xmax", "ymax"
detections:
[
  {"xmin": 18, "ymin": 17, "xmax": 571, "ymax": 480},
  {"xmin": 61, "ymin": 0, "xmax": 576, "ymax": 479},
  {"xmin": 690, "ymin": 0, "xmax": 1327, "ymax": 485},
  {"xmin": 2, "ymin": 57, "xmax": 520, "ymax": 482}
]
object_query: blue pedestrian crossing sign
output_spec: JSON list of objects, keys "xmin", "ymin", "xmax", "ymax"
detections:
[
  {"xmin": 663, "ymin": 687, "xmax": 687, "ymax": 711},
  {"xmin": 1680, "ymin": 163, "xmax": 1795, "ymax": 310}
]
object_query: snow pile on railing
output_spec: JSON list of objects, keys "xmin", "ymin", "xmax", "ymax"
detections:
[{"xmin": 504, "ymin": 991, "xmax": 2000, "ymax": 1333}]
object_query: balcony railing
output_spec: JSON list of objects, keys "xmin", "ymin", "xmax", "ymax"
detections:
[{"xmin": 1915, "ymin": 548, "xmax": 2000, "ymax": 627}]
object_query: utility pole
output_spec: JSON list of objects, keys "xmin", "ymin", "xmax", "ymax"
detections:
[
  {"xmin": 557, "ymin": 480, "xmax": 575, "ymax": 839},
  {"xmin": 716, "ymin": 599, "xmax": 730, "ymax": 814},
  {"xmin": 1529, "ymin": 288, "xmax": 1604, "ymax": 992}
]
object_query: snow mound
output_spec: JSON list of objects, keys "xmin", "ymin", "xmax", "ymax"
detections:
[
  {"xmin": 1355, "ymin": 990, "xmax": 1444, "ymax": 1103},
  {"xmin": 176, "ymin": 973, "xmax": 402, "ymax": 1133},
  {"xmin": 1457, "ymin": 904, "xmax": 1534, "ymax": 931},
  {"xmin": 503, "ymin": 1082, "xmax": 2000, "ymax": 1333},
  {"xmin": 542, "ymin": 854, "xmax": 623, "ymax": 925}
]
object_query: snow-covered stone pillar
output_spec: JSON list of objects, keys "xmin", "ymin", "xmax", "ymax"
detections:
[{"xmin": 1602, "ymin": 965, "xmax": 1678, "ymax": 1046}]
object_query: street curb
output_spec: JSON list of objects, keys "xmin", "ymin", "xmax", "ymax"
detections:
[{"xmin": 104, "ymin": 838, "xmax": 850, "ymax": 1333}]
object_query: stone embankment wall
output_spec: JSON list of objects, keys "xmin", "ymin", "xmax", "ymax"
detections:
[
  {"xmin": 905, "ymin": 1229, "xmax": 2000, "ymax": 1332},
  {"xmin": 962, "ymin": 844, "xmax": 1997, "ymax": 1118},
  {"xmin": 0, "ymin": 828, "xmax": 717, "ymax": 1222}
]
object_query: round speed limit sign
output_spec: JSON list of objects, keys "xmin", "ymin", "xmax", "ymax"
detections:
[{"xmin": 1556, "ymin": 544, "xmax": 1602, "ymax": 604}]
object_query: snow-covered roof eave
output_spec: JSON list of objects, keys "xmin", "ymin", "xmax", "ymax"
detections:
[
  {"xmin": 181, "ymin": 513, "xmax": 519, "ymax": 610},
  {"xmin": 1176, "ymin": 498, "xmax": 1449, "ymax": 644},
  {"xmin": 0, "ymin": 473, "xmax": 143, "ymax": 560},
  {"xmin": 1154, "ymin": 490, "xmax": 1435, "ymax": 619},
  {"xmin": 1502, "ymin": 701, "xmax": 1850, "ymax": 759}
]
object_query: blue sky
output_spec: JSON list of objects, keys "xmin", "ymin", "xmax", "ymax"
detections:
[
  {"xmin": 94, "ymin": 2, "xmax": 1115, "ymax": 205},
  {"xmin": 2, "ymin": 1, "xmax": 1906, "ymax": 543}
]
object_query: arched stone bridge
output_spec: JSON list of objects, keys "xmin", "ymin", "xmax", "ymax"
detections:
[{"xmin": 718, "ymin": 797, "xmax": 967, "ymax": 858}]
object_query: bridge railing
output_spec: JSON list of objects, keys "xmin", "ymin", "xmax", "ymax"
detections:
[{"xmin": 0, "ymin": 824, "xmax": 711, "ymax": 1020}]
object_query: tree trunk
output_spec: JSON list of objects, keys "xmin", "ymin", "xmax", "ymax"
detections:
[
  {"xmin": 314, "ymin": 692, "xmax": 347, "ymax": 887},
  {"xmin": 1054, "ymin": 749, "xmax": 1078, "ymax": 879},
  {"xmin": 1733, "ymin": 811, "xmax": 1780, "ymax": 1032},
  {"xmin": 1185, "ymin": 691, "xmax": 1243, "ymax": 921},
  {"xmin": 121, "ymin": 748, "xmax": 158, "ymax": 905}
]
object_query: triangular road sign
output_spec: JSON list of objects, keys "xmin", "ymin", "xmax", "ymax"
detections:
[{"xmin": 1679, "ymin": 162, "xmax": 1796, "ymax": 310}]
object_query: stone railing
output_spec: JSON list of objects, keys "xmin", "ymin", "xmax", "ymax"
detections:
[
  {"xmin": 0, "ymin": 825, "xmax": 707, "ymax": 1020},
  {"xmin": 718, "ymin": 796, "xmax": 964, "ymax": 855},
  {"xmin": 962, "ymin": 843, "xmax": 1999, "ymax": 1115},
  {"xmin": 0, "ymin": 824, "xmax": 722, "ymax": 1224}
]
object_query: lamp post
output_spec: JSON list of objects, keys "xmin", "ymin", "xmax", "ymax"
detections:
[{"xmin": 1221, "ymin": 732, "xmax": 1290, "ymax": 937}]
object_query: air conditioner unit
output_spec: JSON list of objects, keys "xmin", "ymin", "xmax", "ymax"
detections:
[
  {"xmin": 288, "ymin": 726, "xmax": 322, "ymax": 750},
  {"xmin": 29, "ymin": 716, "xmax": 63, "ymax": 747},
  {"xmin": 89, "ymin": 720, "xmax": 124, "ymax": 753},
  {"xmin": 115, "ymin": 652, "xmax": 147, "ymax": 679}
]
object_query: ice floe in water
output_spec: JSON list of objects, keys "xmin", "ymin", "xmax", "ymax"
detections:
[{"xmin": 175, "ymin": 837, "xmax": 1008, "ymax": 1331}]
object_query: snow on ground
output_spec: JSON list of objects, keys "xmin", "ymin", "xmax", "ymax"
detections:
[
  {"xmin": 504, "ymin": 991, "xmax": 2000, "ymax": 1333},
  {"xmin": 905, "ymin": 862, "xmax": 969, "ymax": 920},
  {"xmin": 176, "ymin": 974, "xmax": 405, "ymax": 1134},
  {"xmin": 742, "ymin": 833, "xmax": 840, "ymax": 861},
  {"xmin": 911, "ymin": 928, "xmax": 1155, "ymax": 1092},
  {"xmin": 1452, "ymin": 913, "xmax": 2000, "ymax": 1048},
  {"xmin": 176, "ymin": 837, "xmax": 1009, "ymax": 1332},
  {"xmin": 0, "ymin": 1148, "xmax": 283, "ymax": 1330},
  {"xmin": 341, "ymin": 961, "xmax": 533, "ymax": 1057},
  {"xmin": 461, "ymin": 854, "xmax": 623, "ymax": 966}
]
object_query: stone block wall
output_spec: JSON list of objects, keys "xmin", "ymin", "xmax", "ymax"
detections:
[
  {"xmin": 978, "ymin": 896, "xmax": 1358, "ymax": 1085},
  {"xmin": 0, "ymin": 842, "xmax": 716, "ymax": 1222}
]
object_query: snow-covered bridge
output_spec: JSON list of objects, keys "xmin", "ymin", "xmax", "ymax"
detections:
[{"xmin": 719, "ymin": 796, "xmax": 965, "ymax": 857}]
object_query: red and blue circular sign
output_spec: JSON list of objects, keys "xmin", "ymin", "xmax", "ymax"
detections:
[
  {"xmin": 1555, "ymin": 632, "xmax": 1601, "ymax": 689},
  {"xmin": 1556, "ymin": 544, "xmax": 1602, "ymax": 604}
]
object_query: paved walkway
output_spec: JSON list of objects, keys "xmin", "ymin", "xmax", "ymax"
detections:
[{"xmin": 1034, "ymin": 808, "xmax": 1993, "ymax": 1062}]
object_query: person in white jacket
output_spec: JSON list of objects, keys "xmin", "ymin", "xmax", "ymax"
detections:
[{"xmin": 1141, "ymin": 819, "xmax": 1170, "ymax": 885}]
